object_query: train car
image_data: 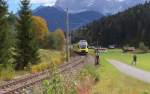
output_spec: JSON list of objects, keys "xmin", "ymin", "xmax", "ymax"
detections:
[{"xmin": 73, "ymin": 40, "xmax": 88, "ymax": 55}]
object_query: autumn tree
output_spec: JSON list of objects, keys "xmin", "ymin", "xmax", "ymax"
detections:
[
  {"xmin": 15, "ymin": 0, "xmax": 39, "ymax": 70},
  {"xmin": 32, "ymin": 16, "xmax": 49, "ymax": 42}
]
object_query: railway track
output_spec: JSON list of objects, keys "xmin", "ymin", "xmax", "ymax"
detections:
[{"xmin": 0, "ymin": 56, "xmax": 86, "ymax": 94}]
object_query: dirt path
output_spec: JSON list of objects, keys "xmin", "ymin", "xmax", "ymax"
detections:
[
  {"xmin": 63, "ymin": 55, "xmax": 95, "ymax": 78},
  {"xmin": 108, "ymin": 60, "xmax": 150, "ymax": 84}
]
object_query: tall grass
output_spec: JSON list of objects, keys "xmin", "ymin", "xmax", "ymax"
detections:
[
  {"xmin": 91, "ymin": 54, "xmax": 150, "ymax": 94},
  {"xmin": 78, "ymin": 64, "xmax": 100, "ymax": 82},
  {"xmin": 42, "ymin": 66, "xmax": 76, "ymax": 94},
  {"xmin": 76, "ymin": 64, "xmax": 100, "ymax": 94},
  {"xmin": 0, "ymin": 64, "xmax": 15, "ymax": 81},
  {"xmin": 30, "ymin": 49, "xmax": 65, "ymax": 73}
]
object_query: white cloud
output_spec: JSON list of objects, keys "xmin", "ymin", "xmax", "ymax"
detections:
[
  {"xmin": 117, "ymin": 0, "xmax": 125, "ymax": 2},
  {"xmin": 106, "ymin": 0, "xmax": 125, "ymax": 2},
  {"xmin": 31, "ymin": 0, "xmax": 57, "ymax": 5}
]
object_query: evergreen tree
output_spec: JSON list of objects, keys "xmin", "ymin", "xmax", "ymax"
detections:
[
  {"xmin": 15, "ymin": 0, "xmax": 39, "ymax": 70},
  {"xmin": 0, "ymin": 0, "xmax": 13, "ymax": 68},
  {"xmin": 8, "ymin": 12, "xmax": 16, "ymax": 32}
]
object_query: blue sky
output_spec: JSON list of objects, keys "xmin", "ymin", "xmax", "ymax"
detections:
[
  {"xmin": 8, "ymin": 0, "xmax": 149, "ymax": 13},
  {"xmin": 7, "ymin": 0, "xmax": 57, "ymax": 13}
]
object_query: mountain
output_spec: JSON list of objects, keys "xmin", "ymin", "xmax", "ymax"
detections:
[
  {"xmin": 55, "ymin": 0, "xmax": 150, "ymax": 15},
  {"xmin": 75, "ymin": 2, "xmax": 150, "ymax": 47},
  {"xmin": 33, "ymin": 6, "xmax": 103, "ymax": 31}
]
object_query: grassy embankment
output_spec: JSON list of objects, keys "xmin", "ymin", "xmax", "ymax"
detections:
[
  {"xmin": 0, "ymin": 49, "xmax": 65, "ymax": 80},
  {"xmin": 88, "ymin": 49, "xmax": 150, "ymax": 94},
  {"xmin": 28, "ymin": 49, "xmax": 65, "ymax": 73},
  {"xmin": 15, "ymin": 49, "xmax": 64, "ymax": 75}
]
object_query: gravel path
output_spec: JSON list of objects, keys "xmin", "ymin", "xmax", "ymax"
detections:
[
  {"xmin": 108, "ymin": 60, "xmax": 150, "ymax": 84},
  {"xmin": 63, "ymin": 55, "xmax": 95, "ymax": 79}
]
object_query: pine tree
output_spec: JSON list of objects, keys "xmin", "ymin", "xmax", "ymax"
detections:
[
  {"xmin": 0, "ymin": 0, "xmax": 13, "ymax": 68},
  {"xmin": 15, "ymin": 0, "xmax": 39, "ymax": 70}
]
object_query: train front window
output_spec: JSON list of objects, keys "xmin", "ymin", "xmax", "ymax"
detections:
[{"xmin": 80, "ymin": 45, "xmax": 86, "ymax": 49}]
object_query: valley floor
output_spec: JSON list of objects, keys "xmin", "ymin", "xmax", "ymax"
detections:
[{"xmin": 90, "ymin": 49, "xmax": 150, "ymax": 94}]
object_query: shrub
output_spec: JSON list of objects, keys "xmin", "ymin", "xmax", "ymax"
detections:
[
  {"xmin": 42, "ymin": 66, "xmax": 76, "ymax": 94},
  {"xmin": 0, "ymin": 64, "xmax": 15, "ymax": 81},
  {"xmin": 139, "ymin": 42, "xmax": 149, "ymax": 53},
  {"xmin": 78, "ymin": 64, "xmax": 100, "ymax": 82},
  {"xmin": 77, "ymin": 76, "xmax": 93, "ymax": 94},
  {"xmin": 44, "ymin": 29, "xmax": 65, "ymax": 50},
  {"xmin": 43, "ymin": 73, "xmax": 64, "ymax": 94},
  {"xmin": 31, "ymin": 62, "xmax": 51, "ymax": 73},
  {"xmin": 141, "ymin": 91, "xmax": 149, "ymax": 94},
  {"xmin": 31, "ymin": 49, "xmax": 65, "ymax": 73},
  {"xmin": 39, "ymin": 49, "xmax": 65, "ymax": 66},
  {"xmin": 31, "ymin": 66, "xmax": 39, "ymax": 73}
]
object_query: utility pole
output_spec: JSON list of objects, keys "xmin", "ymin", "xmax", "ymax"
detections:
[
  {"xmin": 66, "ymin": 8, "xmax": 70, "ymax": 62},
  {"xmin": 97, "ymin": 40, "xmax": 98, "ymax": 48},
  {"xmin": 69, "ymin": 28, "xmax": 72, "ymax": 57}
]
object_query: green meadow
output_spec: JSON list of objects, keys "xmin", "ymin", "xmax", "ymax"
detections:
[
  {"xmin": 103, "ymin": 49, "xmax": 150, "ymax": 72},
  {"xmin": 89, "ymin": 49, "xmax": 150, "ymax": 94}
]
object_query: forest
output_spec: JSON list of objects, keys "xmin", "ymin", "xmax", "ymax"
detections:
[{"xmin": 74, "ymin": 1, "xmax": 150, "ymax": 49}]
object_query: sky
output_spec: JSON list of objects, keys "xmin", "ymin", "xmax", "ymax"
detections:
[
  {"xmin": 7, "ymin": 0, "xmax": 57, "ymax": 13},
  {"xmin": 7, "ymin": 0, "xmax": 148, "ymax": 13}
]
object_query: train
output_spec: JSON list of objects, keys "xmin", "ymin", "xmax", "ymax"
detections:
[{"xmin": 73, "ymin": 40, "xmax": 88, "ymax": 55}]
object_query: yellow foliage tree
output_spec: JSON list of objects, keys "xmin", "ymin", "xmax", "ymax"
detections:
[{"xmin": 32, "ymin": 16, "xmax": 49, "ymax": 41}]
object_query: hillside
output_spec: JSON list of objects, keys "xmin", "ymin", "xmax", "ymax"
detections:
[
  {"xmin": 55, "ymin": 0, "xmax": 149, "ymax": 14},
  {"xmin": 75, "ymin": 2, "xmax": 150, "ymax": 48},
  {"xmin": 33, "ymin": 6, "xmax": 103, "ymax": 31}
]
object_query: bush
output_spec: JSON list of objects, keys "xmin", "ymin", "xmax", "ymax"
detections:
[
  {"xmin": 31, "ymin": 62, "xmax": 51, "ymax": 73},
  {"xmin": 0, "ymin": 64, "xmax": 15, "ymax": 81},
  {"xmin": 31, "ymin": 49, "xmax": 65, "ymax": 73},
  {"xmin": 76, "ymin": 64, "xmax": 99, "ymax": 94},
  {"xmin": 141, "ymin": 91, "xmax": 149, "ymax": 94},
  {"xmin": 43, "ymin": 29, "xmax": 65, "ymax": 50},
  {"xmin": 42, "ymin": 67, "xmax": 76, "ymax": 94},
  {"xmin": 139, "ymin": 42, "xmax": 149, "ymax": 53},
  {"xmin": 78, "ymin": 64, "xmax": 100, "ymax": 82}
]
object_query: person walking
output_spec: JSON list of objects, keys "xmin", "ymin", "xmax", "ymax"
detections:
[
  {"xmin": 95, "ymin": 48, "xmax": 100, "ymax": 65},
  {"xmin": 132, "ymin": 54, "xmax": 137, "ymax": 66}
]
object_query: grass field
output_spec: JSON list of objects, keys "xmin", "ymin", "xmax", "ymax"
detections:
[
  {"xmin": 39, "ymin": 49, "xmax": 64, "ymax": 65},
  {"xmin": 103, "ymin": 49, "xmax": 150, "ymax": 71},
  {"xmin": 89, "ymin": 49, "xmax": 150, "ymax": 94}
]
